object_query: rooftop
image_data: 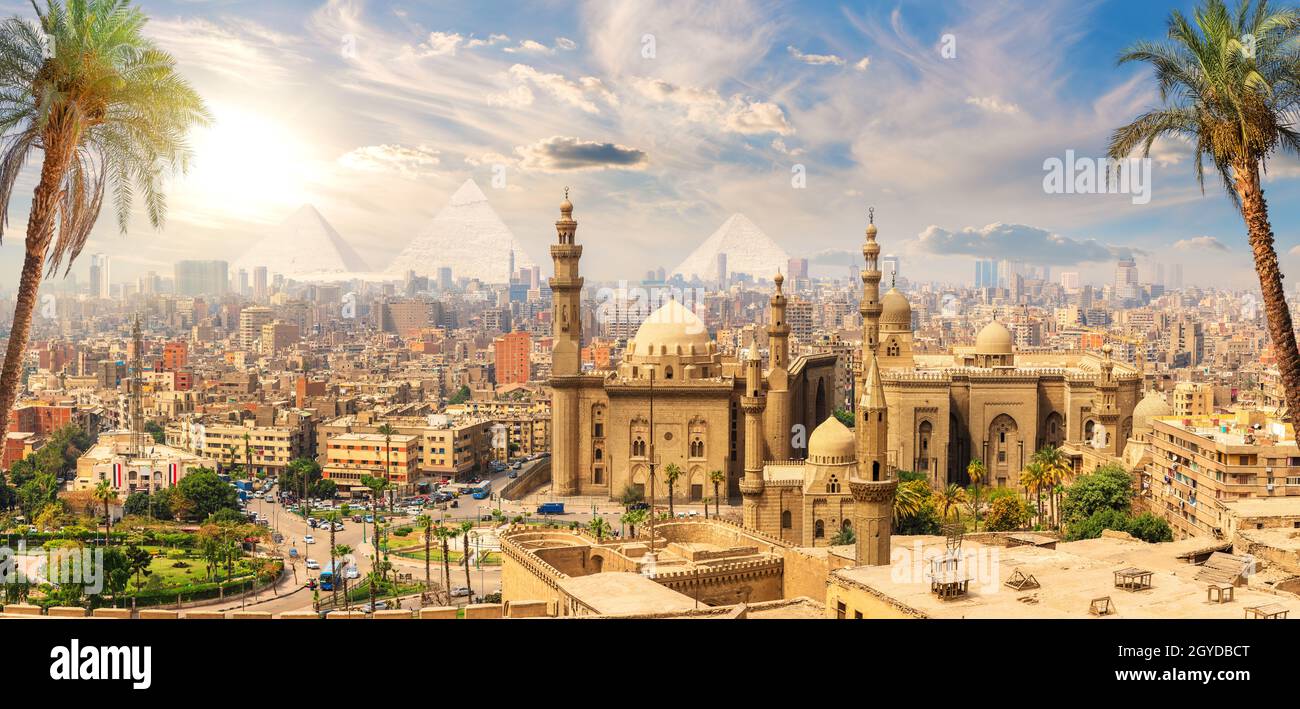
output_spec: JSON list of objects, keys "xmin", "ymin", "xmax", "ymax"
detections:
[{"xmin": 557, "ymin": 572, "xmax": 699, "ymax": 615}]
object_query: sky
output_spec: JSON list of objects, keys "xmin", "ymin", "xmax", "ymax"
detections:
[{"xmin": 2, "ymin": 0, "xmax": 1300, "ymax": 291}]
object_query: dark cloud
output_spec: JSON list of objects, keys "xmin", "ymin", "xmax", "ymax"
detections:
[
  {"xmin": 917, "ymin": 223, "xmax": 1141, "ymax": 265},
  {"xmin": 516, "ymin": 135, "xmax": 648, "ymax": 171}
]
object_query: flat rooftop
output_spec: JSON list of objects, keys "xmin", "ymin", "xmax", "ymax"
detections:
[
  {"xmin": 1222, "ymin": 496, "xmax": 1300, "ymax": 519},
  {"xmin": 832, "ymin": 535, "xmax": 1300, "ymax": 619},
  {"xmin": 557, "ymin": 572, "xmax": 699, "ymax": 616}
]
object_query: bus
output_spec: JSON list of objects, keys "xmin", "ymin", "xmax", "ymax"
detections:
[
  {"xmin": 469, "ymin": 480, "xmax": 492, "ymax": 500},
  {"xmin": 320, "ymin": 562, "xmax": 341, "ymax": 591}
]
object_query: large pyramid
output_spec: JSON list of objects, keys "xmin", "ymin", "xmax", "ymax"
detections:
[
  {"xmin": 672, "ymin": 213, "xmax": 790, "ymax": 283},
  {"xmin": 388, "ymin": 179, "xmax": 536, "ymax": 284},
  {"xmin": 236, "ymin": 205, "xmax": 369, "ymax": 281}
]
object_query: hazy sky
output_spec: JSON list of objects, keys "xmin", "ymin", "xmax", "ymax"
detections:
[{"xmin": 2, "ymin": 0, "xmax": 1298, "ymax": 290}]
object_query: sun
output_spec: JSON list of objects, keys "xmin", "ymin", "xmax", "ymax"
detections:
[{"xmin": 179, "ymin": 102, "xmax": 315, "ymax": 222}]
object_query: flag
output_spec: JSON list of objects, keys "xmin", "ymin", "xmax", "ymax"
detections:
[
  {"xmin": 112, "ymin": 463, "xmax": 122, "ymax": 488},
  {"xmin": 169, "ymin": 463, "xmax": 179, "ymax": 486}
]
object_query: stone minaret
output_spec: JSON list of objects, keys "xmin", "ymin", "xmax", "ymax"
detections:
[
  {"xmin": 764, "ymin": 272, "xmax": 792, "ymax": 460},
  {"xmin": 850, "ymin": 209, "xmax": 896, "ymax": 567},
  {"xmin": 740, "ymin": 334, "xmax": 767, "ymax": 530},
  {"xmin": 549, "ymin": 189, "xmax": 583, "ymax": 495}
]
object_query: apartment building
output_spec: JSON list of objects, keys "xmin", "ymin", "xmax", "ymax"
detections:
[
  {"xmin": 317, "ymin": 412, "xmax": 492, "ymax": 482},
  {"xmin": 321, "ymin": 432, "xmax": 419, "ymax": 496},
  {"xmin": 167, "ymin": 416, "xmax": 312, "ymax": 477},
  {"xmin": 1147, "ymin": 410, "xmax": 1300, "ymax": 540}
]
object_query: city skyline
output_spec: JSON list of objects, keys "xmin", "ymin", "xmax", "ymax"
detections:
[{"xmin": 0, "ymin": 0, "xmax": 1295, "ymax": 291}]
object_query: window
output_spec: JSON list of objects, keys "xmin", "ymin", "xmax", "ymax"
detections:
[
  {"xmin": 664, "ymin": 366, "xmax": 674, "ymax": 380},
  {"xmin": 781, "ymin": 510, "xmax": 792, "ymax": 529},
  {"xmin": 827, "ymin": 475, "xmax": 840, "ymax": 494},
  {"xmin": 815, "ymin": 519, "xmax": 825, "ymax": 538},
  {"xmin": 836, "ymin": 602, "xmax": 846, "ymax": 620}
]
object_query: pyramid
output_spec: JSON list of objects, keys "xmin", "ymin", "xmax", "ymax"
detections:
[
  {"xmin": 388, "ymin": 179, "xmax": 536, "ymax": 284},
  {"xmin": 672, "ymin": 213, "xmax": 790, "ymax": 283},
  {"xmin": 235, "ymin": 205, "xmax": 369, "ymax": 280}
]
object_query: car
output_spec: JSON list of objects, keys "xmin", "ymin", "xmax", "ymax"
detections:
[
  {"xmin": 307, "ymin": 518, "xmax": 318, "ymax": 528},
  {"xmin": 364, "ymin": 515, "xmax": 374, "ymax": 523},
  {"xmin": 345, "ymin": 566, "xmax": 359, "ymax": 580},
  {"xmin": 288, "ymin": 548, "xmax": 299, "ymax": 558},
  {"xmin": 264, "ymin": 497, "xmax": 274, "ymax": 505},
  {"xmin": 352, "ymin": 515, "xmax": 363, "ymax": 523},
  {"xmin": 628, "ymin": 502, "xmax": 650, "ymax": 512},
  {"xmin": 304, "ymin": 535, "xmax": 315, "ymax": 544},
  {"xmin": 508, "ymin": 471, "xmax": 518, "ymax": 479},
  {"xmin": 450, "ymin": 587, "xmax": 471, "ymax": 598},
  {"xmin": 332, "ymin": 522, "xmax": 344, "ymax": 531},
  {"xmin": 362, "ymin": 601, "xmax": 388, "ymax": 612},
  {"xmin": 305, "ymin": 559, "xmax": 320, "ymax": 570}
]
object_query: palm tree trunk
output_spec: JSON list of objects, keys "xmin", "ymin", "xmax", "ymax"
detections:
[
  {"xmin": 463, "ymin": 533, "xmax": 472, "ymax": 595},
  {"xmin": 1237, "ymin": 160, "xmax": 1300, "ymax": 429},
  {"xmin": 0, "ymin": 133, "xmax": 74, "ymax": 437}
]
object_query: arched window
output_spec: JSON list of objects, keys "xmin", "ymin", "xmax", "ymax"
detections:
[
  {"xmin": 594, "ymin": 448, "xmax": 603, "ymax": 460},
  {"xmin": 815, "ymin": 519, "xmax": 825, "ymax": 538},
  {"xmin": 872, "ymin": 461, "xmax": 881, "ymax": 481},
  {"xmin": 664, "ymin": 366, "xmax": 674, "ymax": 380},
  {"xmin": 827, "ymin": 475, "xmax": 840, "ymax": 494},
  {"xmin": 781, "ymin": 510, "xmax": 792, "ymax": 529}
]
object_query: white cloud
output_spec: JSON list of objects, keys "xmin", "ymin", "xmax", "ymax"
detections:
[
  {"xmin": 1174, "ymin": 235, "xmax": 1229, "ymax": 252},
  {"xmin": 465, "ymin": 33, "xmax": 510, "ymax": 49},
  {"xmin": 965, "ymin": 96, "xmax": 1021, "ymax": 115},
  {"xmin": 854, "ymin": 57, "xmax": 871, "ymax": 71},
  {"xmin": 504, "ymin": 39, "xmax": 554, "ymax": 55},
  {"xmin": 338, "ymin": 144, "xmax": 441, "ymax": 178},
  {"xmin": 417, "ymin": 31, "xmax": 463, "ymax": 57},
  {"xmin": 630, "ymin": 77, "xmax": 791, "ymax": 135},
  {"xmin": 787, "ymin": 45, "xmax": 845, "ymax": 66},
  {"xmin": 556, "ymin": 37, "xmax": 577, "ymax": 51},
  {"xmin": 771, "ymin": 138, "xmax": 804, "ymax": 156},
  {"xmin": 505, "ymin": 64, "xmax": 617, "ymax": 114}
]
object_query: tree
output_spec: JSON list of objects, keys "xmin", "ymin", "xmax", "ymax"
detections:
[
  {"xmin": 936, "ymin": 483, "xmax": 966, "ymax": 522},
  {"xmin": 123, "ymin": 492, "xmax": 149, "ymax": 517},
  {"xmin": 458, "ymin": 520, "xmax": 474, "ymax": 596},
  {"xmin": 708, "ymin": 469, "xmax": 725, "ymax": 517},
  {"xmin": 833, "ymin": 408, "xmax": 855, "ymax": 428},
  {"xmin": 966, "ymin": 458, "xmax": 986, "ymax": 531},
  {"xmin": 283, "ymin": 457, "xmax": 322, "ymax": 500},
  {"xmin": 434, "ymin": 524, "xmax": 456, "ymax": 603},
  {"xmin": 1032, "ymin": 445, "xmax": 1069, "ymax": 529},
  {"xmin": 984, "ymin": 495, "xmax": 1033, "ymax": 532},
  {"xmin": 1060, "ymin": 464, "xmax": 1134, "ymax": 527},
  {"xmin": 447, "ymin": 385, "xmax": 471, "ymax": 405},
  {"xmin": 360, "ymin": 474, "xmax": 389, "ymax": 567},
  {"xmin": 376, "ymin": 423, "xmax": 397, "ymax": 511},
  {"xmin": 893, "ymin": 479, "xmax": 928, "ymax": 521},
  {"xmin": 92, "ymin": 480, "xmax": 117, "ymax": 544},
  {"xmin": 620, "ymin": 508, "xmax": 647, "ymax": 537},
  {"xmin": 617, "ymin": 484, "xmax": 644, "ymax": 507},
  {"xmin": 1129, "ymin": 512, "xmax": 1174, "ymax": 543},
  {"xmin": 1064, "ymin": 507, "xmax": 1135, "ymax": 542},
  {"xmin": 663, "ymin": 463, "xmax": 681, "ymax": 517},
  {"xmin": 333, "ymin": 544, "xmax": 352, "ymax": 609},
  {"xmin": 125, "ymin": 543, "xmax": 151, "ymax": 590},
  {"xmin": 1021, "ymin": 462, "xmax": 1047, "ymax": 528},
  {"xmin": 1110, "ymin": 0, "xmax": 1300, "ymax": 428},
  {"xmin": 830, "ymin": 525, "xmax": 855, "ymax": 545},
  {"xmin": 143, "ymin": 420, "xmax": 165, "ymax": 444},
  {"xmin": 176, "ymin": 467, "xmax": 238, "ymax": 520},
  {"xmin": 587, "ymin": 516, "xmax": 610, "ymax": 541},
  {"xmin": 0, "ymin": 0, "xmax": 208, "ymax": 438}
]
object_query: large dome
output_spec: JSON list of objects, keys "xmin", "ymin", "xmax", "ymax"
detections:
[
  {"xmin": 881, "ymin": 288, "xmax": 912, "ymax": 327},
  {"xmin": 975, "ymin": 321, "xmax": 1014, "ymax": 355},
  {"xmin": 629, "ymin": 300, "xmax": 713, "ymax": 357},
  {"xmin": 1132, "ymin": 390, "xmax": 1171, "ymax": 436},
  {"xmin": 808, "ymin": 417, "xmax": 855, "ymax": 465}
]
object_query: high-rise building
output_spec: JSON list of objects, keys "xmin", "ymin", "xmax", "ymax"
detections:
[
  {"xmin": 238, "ymin": 306, "xmax": 273, "ymax": 351},
  {"xmin": 787, "ymin": 257, "xmax": 809, "ymax": 280},
  {"xmin": 974, "ymin": 258, "xmax": 998, "ymax": 289},
  {"xmin": 881, "ymin": 255, "xmax": 901, "ymax": 284},
  {"xmin": 1171, "ymin": 263, "xmax": 1184, "ymax": 290},
  {"xmin": 89, "ymin": 253, "xmax": 110, "ymax": 298},
  {"xmin": 494, "ymin": 330, "xmax": 532, "ymax": 385},
  {"xmin": 1060, "ymin": 271, "xmax": 1080, "ymax": 291},
  {"xmin": 175, "ymin": 260, "xmax": 229, "ymax": 296},
  {"xmin": 437, "ymin": 267, "xmax": 453, "ymax": 291},
  {"xmin": 1114, "ymin": 258, "xmax": 1139, "ymax": 302},
  {"xmin": 237, "ymin": 268, "xmax": 249, "ymax": 297},
  {"xmin": 253, "ymin": 266, "xmax": 268, "ymax": 301},
  {"xmin": 716, "ymin": 252, "xmax": 728, "ymax": 289}
]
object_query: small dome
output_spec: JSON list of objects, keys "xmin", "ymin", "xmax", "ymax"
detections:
[
  {"xmin": 880, "ymin": 288, "xmax": 911, "ymax": 327},
  {"xmin": 808, "ymin": 417, "xmax": 855, "ymax": 464},
  {"xmin": 629, "ymin": 300, "xmax": 711, "ymax": 357},
  {"xmin": 975, "ymin": 321, "xmax": 1014, "ymax": 355},
  {"xmin": 1132, "ymin": 390, "xmax": 1171, "ymax": 436}
]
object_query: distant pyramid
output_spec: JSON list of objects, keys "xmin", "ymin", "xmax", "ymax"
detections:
[
  {"xmin": 388, "ymin": 179, "xmax": 535, "ymax": 283},
  {"xmin": 236, "ymin": 205, "xmax": 369, "ymax": 280},
  {"xmin": 672, "ymin": 213, "xmax": 790, "ymax": 282}
]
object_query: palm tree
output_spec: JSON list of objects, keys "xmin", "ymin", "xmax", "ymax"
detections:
[
  {"xmin": 92, "ymin": 480, "xmax": 116, "ymax": 545},
  {"xmin": 1022, "ymin": 462, "xmax": 1047, "ymax": 528},
  {"xmin": 435, "ymin": 525, "xmax": 455, "ymax": 603},
  {"xmin": 0, "ymin": 0, "xmax": 208, "ymax": 437},
  {"xmin": 893, "ymin": 479, "xmax": 928, "ymax": 522},
  {"xmin": 421, "ymin": 515, "xmax": 432, "ymax": 601},
  {"xmin": 242, "ymin": 433, "xmax": 252, "ymax": 479},
  {"xmin": 663, "ymin": 463, "xmax": 681, "ymax": 517},
  {"xmin": 937, "ymin": 483, "xmax": 966, "ymax": 522},
  {"xmin": 375, "ymin": 423, "xmax": 397, "ymax": 510},
  {"xmin": 1109, "ymin": 0, "xmax": 1300, "ymax": 426},
  {"xmin": 1032, "ymin": 445, "xmax": 1068, "ymax": 529},
  {"xmin": 333, "ymin": 543, "xmax": 352, "ymax": 610},
  {"xmin": 966, "ymin": 458, "xmax": 986, "ymax": 532},
  {"xmin": 620, "ymin": 508, "xmax": 647, "ymax": 537},
  {"xmin": 458, "ymin": 520, "xmax": 473, "ymax": 597},
  {"xmin": 709, "ymin": 469, "xmax": 725, "ymax": 518},
  {"xmin": 587, "ymin": 516, "xmax": 611, "ymax": 541}
]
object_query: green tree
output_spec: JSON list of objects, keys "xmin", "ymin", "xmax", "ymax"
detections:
[
  {"xmin": 447, "ymin": 385, "xmax": 471, "ymax": 405},
  {"xmin": 123, "ymin": 492, "xmax": 149, "ymax": 517},
  {"xmin": 984, "ymin": 495, "xmax": 1033, "ymax": 532},
  {"xmin": 1129, "ymin": 512, "xmax": 1174, "ymax": 543},
  {"xmin": 0, "ymin": 0, "xmax": 208, "ymax": 439},
  {"xmin": 966, "ymin": 458, "xmax": 986, "ymax": 531},
  {"xmin": 176, "ymin": 467, "xmax": 239, "ymax": 520},
  {"xmin": 832, "ymin": 408, "xmax": 855, "ymax": 427},
  {"xmin": 92, "ymin": 480, "xmax": 117, "ymax": 544},
  {"xmin": 936, "ymin": 483, "xmax": 966, "ymax": 522},
  {"xmin": 143, "ymin": 420, "xmax": 165, "ymax": 444},
  {"xmin": 375, "ymin": 423, "xmax": 398, "ymax": 511},
  {"xmin": 1110, "ymin": 0, "xmax": 1300, "ymax": 428},
  {"xmin": 663, "ymin": 463, "xmax": 681, "ymax": 517},
  {"xmin": 1032, "ymin": 445, "xmax": 1069, "ymax": 529},
  {"xmin": 708, "ymin": 469, "xmax": 725, "ymax": 517},
  {"xmin": 620, "ymin": 508, "xmax": 647, "ymax": 537},
  {"xmin": 830, "ymin": 524, "xmax": 855, "ymax": 546},
  {"xmin": 1064, "ymin": 507, "xmax": 1134, "ymax": 542},
  {"xmin": 1021, "ymin": 462, "xmax": 1047, "ymax": 528},
  {"xmin": 458, "ymin": 520, "xmax": 474, "ymax": 596},
  {"xmin": 1060, "ymin": 464, "xmax": 1134, "ymax": 527}
]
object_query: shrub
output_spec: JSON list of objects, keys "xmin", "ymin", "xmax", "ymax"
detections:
[
  {"xmin": 1128, "ymin": 513, "xmax": 1173, "ymax": 543},
  {"xmin": 1064, "ymin": 507, "xmax": 1133, "ymax": 541},
  {"xmin": 984, "ymin": 496, "xmax": 1032, "ymax": 532}
]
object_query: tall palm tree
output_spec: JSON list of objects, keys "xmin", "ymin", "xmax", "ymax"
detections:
[
  {"xmin": 663, "ymin": 463, "xmax": 681, "ymax": 517},
  {"xmin": 375, "ymin": 423, "xmax": 397, "ymax": 510},
  {"xmin": 709, "ymin": 469, "xmax": 725, "ymax": 518},
  {"xmin": 435, "ymin": 525, "xmax": 455, "ymax": 603},
  {"xmin": 458, "ymin": 520, "xmax": 473, "ymax": 596},
  {"xmin": 92, "ymin": 480, "xmax": 115, "ymax": 545},
  {"xmin": 937, "ymin": 483, "xmax": 966, "ymax": 522},
  {"xmin": 1022, "ymin": 462, "xmax": 1047, "ymax": 528},
  {"xmin": 966, "ymin": 458, "xmax": 986, "ymax": 532},
  {"xmin": 893, "ymin": 479, "xmax": 928, "ymax": 522},
  {"xmin": 421, "ymin": 515, "xmax": 432, "ymax": 601},
  {"xmin": 1032, "ymin": 445, "xmax": 1068, "ymax": 529},
  {"xmin": 0, "ymin": 0, "xmax": 208, "ymax": 437},
  {"xmin": 620, "ymin": 508, "xmax": 647, "ymax": 537},
  {"xmin": 1110, "ymin": 0, "xmax": 1300, "ymax": 426},
  {"xmin": 333, "ymin": 543, "xmax": 352, "ymax": 610}
]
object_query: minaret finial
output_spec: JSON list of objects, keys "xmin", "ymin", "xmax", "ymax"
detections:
[{"xmin": 868, "ymin": 206, "xmax": 875, "ymax": 225}]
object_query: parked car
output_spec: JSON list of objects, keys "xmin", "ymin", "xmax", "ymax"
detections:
[
  {"xmin": 304, "ymin": 535, "xmax": 315, "ymax": 544},
  {"xmin": 305, "ymin": 559, "xmax": 320, "ymax": 570},
  {"xmin": 345, "ymin": 566, "xmax": 359, "ymax": 580},
  {"xmin": 332, "ymin": 522, "xmax": 344, "ymax": 531},
  {"xmin": 352, "ymin": 515, "xmax": 363, "ymax": 523},
  {"xmin": 450, "ymin": 587, "xmax": 471, "ymax": 598},
  {"xmin": 508, "ymin": 471, "xmax": 518, "ymax": 479}
]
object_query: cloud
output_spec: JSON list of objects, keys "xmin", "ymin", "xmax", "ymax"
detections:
[
  {"xmin": 916, "ymin": 223, "xmax": 1133, "ymax": 265},
  {"xmin": 631, "ymin": 77, "xmax": 792, "ymax": 135},
  {"xmin": 463, "ymin": 151, "xmax": 515, "ymax": 167},
  {"xmin": 504, "ymin": 39, "xmax": 554, "ymax": 55},
  {"xmin": 515, "ymin": 136, "xmax": 648, "ymax": 171},
  {"xmin": 504, "ymin": 64, "xmax": 617, "ymax": 114},
  {"xmin": 787, "ymin": 45, "xmax": 846, "ymax": 66},
  {"xmin": 809, "ymin": 248, "xmax": 858, "ymax": 265},
  {"xmin": 465, "ymin": 33, "xmax": 510, "ymax": 49},
  {"xmin": 338, "ymin": 144, "xmax": 440, "ymax": 178},
  {"xmin": 771, "ymin": 138, "xmax": 804, "ymax": 156},
  {"xmin": 854, "ymin": 57, "xmax": 871, "ymax": 71},
  {"xmin": 556, "ymin": 37, "xmax": 577, "ymax": 51},
  {"xmin": 417, "ymin": 31, "xmax": 463, "ymax": 57},
  {"xmin": 965, "ymin": 96, "xmax": 1021, "ymax": 115},
  {"xmin": 1174, "ymin": 235, "xmax": 1229, "ymax": 252}
]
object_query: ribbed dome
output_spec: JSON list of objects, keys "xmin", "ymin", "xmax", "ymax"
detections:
[
  {"xmin": 880, "ymin": 288, "xmax": 911, "ymax": 327},
  {"xmin": 975, "ymin": 321, "xmax": 1014, "ymax": 355},
  {"xmin": 808, "ymin": 417, "xmax": 855, "ymax": 464},
  {"xmin": 1132, "ymin": 390, "xmax": 1171, "ymax": 435},
  {"xmin": 629, "ymin": 300, "xmax": 712, "ymax": 357}
]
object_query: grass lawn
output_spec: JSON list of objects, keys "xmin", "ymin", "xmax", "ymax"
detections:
[{"xmin": 128, "ymin": 553, "xmax": 258, "ymax": 591}]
